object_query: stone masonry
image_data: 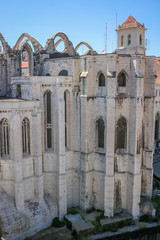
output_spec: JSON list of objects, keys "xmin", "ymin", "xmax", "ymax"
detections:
[{"xmin": 0, "ymin": 16, "xmax": 156, "ymax": 239}]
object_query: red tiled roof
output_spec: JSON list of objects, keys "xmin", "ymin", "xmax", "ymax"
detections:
[
  {"xmin": 21, "ymin": 61, "xmax": 28, "ymax": 68},
  {"xmin": 117, "ymin": 16, "xmax": 144, "ymax": 30}
]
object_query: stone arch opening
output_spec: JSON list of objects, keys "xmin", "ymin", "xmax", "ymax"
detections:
[
  {"xmin": 20, "ymin": 43, "xmax": 33, "ymax": 76},
  {"xmin": 54, "ymin": 36, "xmax": 65, "ymax": 52},
  {"xmin": 52, "ymin": 32, "xmax": 70, "ymax": 53}
]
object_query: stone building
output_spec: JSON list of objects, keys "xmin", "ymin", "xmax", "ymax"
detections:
[{"xmin": 0, "ymin": 16, "xmax": 156, "ymax": 239}]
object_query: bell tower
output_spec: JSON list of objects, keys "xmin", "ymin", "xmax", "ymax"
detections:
[{"xmin": 115, "ymin": 16, "xmax": 147, "ymax": 55}]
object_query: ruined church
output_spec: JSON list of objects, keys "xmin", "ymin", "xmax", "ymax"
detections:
[{"xmin": 0, "ymin": 16, "xmax": 156, "ymax": 239}]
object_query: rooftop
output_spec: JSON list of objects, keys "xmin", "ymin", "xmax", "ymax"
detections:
[{"xmin": 116, "ymin": 15, "xmax": 145, "ymax": 30}]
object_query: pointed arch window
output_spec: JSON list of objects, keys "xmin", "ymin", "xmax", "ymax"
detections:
[
  {"xmin": 128, "ymin": 35, "xmax": 131, "ymax": 45},
  {"xmin": 116, "ymin": 117, "xmax": 127, "ymax": 150},
  {"xmin": 22, "ymin": 118, "xmax": 30, "ymax": 154},
  {"xmin": 96, "ymin": 118, "xmax": 105, "ymax": 148},
  {"xmin": 118, "ymin": 72, "xmax": 126, "ymax": 87},
  {"xmin": 99, "ymin": 73, "xmax": 105, "ymax": 87},
  {"xmin": 44, "ymin": 91, "xmax": 52, "ymax": 149},
  {"xmin": 0, "ymin": 118, "xmax": 9, "ymax": 157}
]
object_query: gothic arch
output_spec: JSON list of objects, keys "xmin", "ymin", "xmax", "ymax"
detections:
[
  {"xmin": 0, "ymin": 33, "xmax": 10, "ymax": 52},
  {"xmin": 75, "ymin": 41, "xmax": 93, "ymax": 52},
  {"xmin": 97, "ymin": 71, "xmax": 106, "ymax": 87},
  {"xmin": 14, "ymin": 33, "xmax": 42, "ymax": 52},
  {"xmin": 95, "ymin": 117, "xmax": 105, "ymax": 149},
  {"xmin": 20, "ymin": 42, "xmax": 33, "ymax": 76},
  {"xmin": 52, "ymin": 32, "xmax": 71, "ymax": 53},
  {"xmin": 116, "ymin": 116, "xmax": 127, "ymax": 151},
  {"xmin": 117, "ymin": 70, "xmax": 128, "ymax": 87}
]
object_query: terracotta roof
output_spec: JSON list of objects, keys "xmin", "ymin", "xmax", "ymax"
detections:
[
  {"xmin": 117, "ymin": 16, "xmax": 144, "ymax": 30},
  {"xmin": 21, "ymin": 61, "xmax": 28, "ymax": 68},
  {"xmin": 156, "ymin": 60, "xmax": 160, "ymax": 66}
]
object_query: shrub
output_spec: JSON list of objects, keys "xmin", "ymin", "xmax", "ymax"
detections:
[
  {"xmin": 109, "ymin": 225, "xmax": 118, "ymax": 232},
  {"xmin": 68, "ymin": 208, "xmax": 78, "ymax": 215},
  {"xmin": 51, "ymin": 217, "xmax": 64, "ymax": 227},
  {"xmin": 139, "ymin": 214, "xmax": 158, "ymax": 223}
]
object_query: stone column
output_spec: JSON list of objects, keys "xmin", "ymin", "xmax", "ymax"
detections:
[
  {"xmin": 56, "ymin": 85, "xmax": 67, "ymax": 219},
  {"xmin": 104, "ymin": 76, "xmax": 116, "ymax": 217},
  {"xmin": 10, "ymin": 110, "xmax": 24, "ymax": 210},
  {"xmin": 32, "ymin": 107, "xmax": 43, "ymax": 202}
]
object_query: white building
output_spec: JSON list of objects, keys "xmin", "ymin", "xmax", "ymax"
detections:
[{"xmin": 0, "ymin": 16, "xmax": 156, "ymax": 239}]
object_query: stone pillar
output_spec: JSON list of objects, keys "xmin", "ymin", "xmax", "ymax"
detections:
[
  {"xmin": 56, "ymin": 85, "xmax": 67, "ymax": 219},
  {"xmin": 104, "ymin": 76, "xmax": 116, "ymax": 217},
  {"xmin": 32, "ymin": 107, "xmax": 43, "ymax": 202},
  {"xmin": 10, "ymin": 110, "xmax": 24, "ymax": 210},
  {"xmin": 79, "ymin": 96, "xmax": 92, "ymax": 211}
]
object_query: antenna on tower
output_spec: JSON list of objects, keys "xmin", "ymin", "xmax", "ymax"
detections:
[{"xmin": 105, "ymin": 23, "xmax": 107, "ymax": 53}]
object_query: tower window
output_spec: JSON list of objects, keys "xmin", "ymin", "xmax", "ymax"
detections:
[
  {"xmin": 99, "ymin": 73, "xmax": 105, "ymax": 87},
  {"xmin": 22, "ymin": 118, "xmax": 30, "ymax": 154},
  {"xmin": 139, "ymin": 34, "xmax": 142, "ymax": 46},
  {"xmin": 0, "ymin": 118, "xmax": 9, "ymax": 157},
  {"xmin": 96, "ymin": 118, "xmax": 105, "ymax": 148},
  {"xmin": 116, "ymin": 117, "xmax": 127, "ymax": 150},
  {"xmin": 121, "ymin": 35, "xmax": 124, "ymax": 47},
  {"xmin": 118, "ymin": 72, "xmax": 126, "ymax": 87},
  {"xmin": 128, "ymin": 35, "xmax": 131, "ymax": 45}
]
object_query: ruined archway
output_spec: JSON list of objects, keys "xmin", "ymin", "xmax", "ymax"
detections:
[
  {"xmin": 75, "ymin": 41, "xmax": 96, "ymax": 55},
  {"xmin": 14, "ymin": 33, "xmax": 42, "ymax": 52}
]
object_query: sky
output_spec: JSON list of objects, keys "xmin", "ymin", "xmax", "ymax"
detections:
[{"xmin": 0, "ymin": 0, "xmax": 160, "ymax": 56}]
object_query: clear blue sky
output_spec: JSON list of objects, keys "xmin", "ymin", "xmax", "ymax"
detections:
[{"xmin": 0, "ymin": 0, "xmax": 160, "ymax": 56}]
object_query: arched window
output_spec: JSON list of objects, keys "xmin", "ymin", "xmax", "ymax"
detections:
[
  {"xmin": 96, "ymin": 118, "xmax": 105, "ymax": 148},
  {"xmin": 64, "ymin": 90, "xmax": 70, "ymax": 147},
  {"xmin": 139, "ymin": 34, "xmax": 142, "ymax": 46},
  {"xmin": 46, "ymin": 73, "xmax": 51, "ymax": 76},
  {"xmin": 118, "ymin": 72, "xmax": 126, "ymax": 87},
  {"xmin": 116, "ymin": 117, "xmax": 127, "ymax": 150},
  {"xmin": 44, "ymin": 91, "xmax": 52, "ymax": 149},
  {"xmin": 22, "ymin": 118, "xmax": 30, "ymax": 154},
  {"xmin": 121, "ymin": 35, "xmax": 124, "ymax": 47},
  {"xmin": 59, "ymin": 70, "xmax": 68, "ymax": 76},
  {"xmin": 99, "ymin": 73, "xmax": 105, "ymax": 87},
  {"xmin": 0, "ymin": 118, "xmax": 9, "ymax": 157},
  {"xmin": 128, "ymin": 35, "xmax": 131, "ymax": 45}
]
